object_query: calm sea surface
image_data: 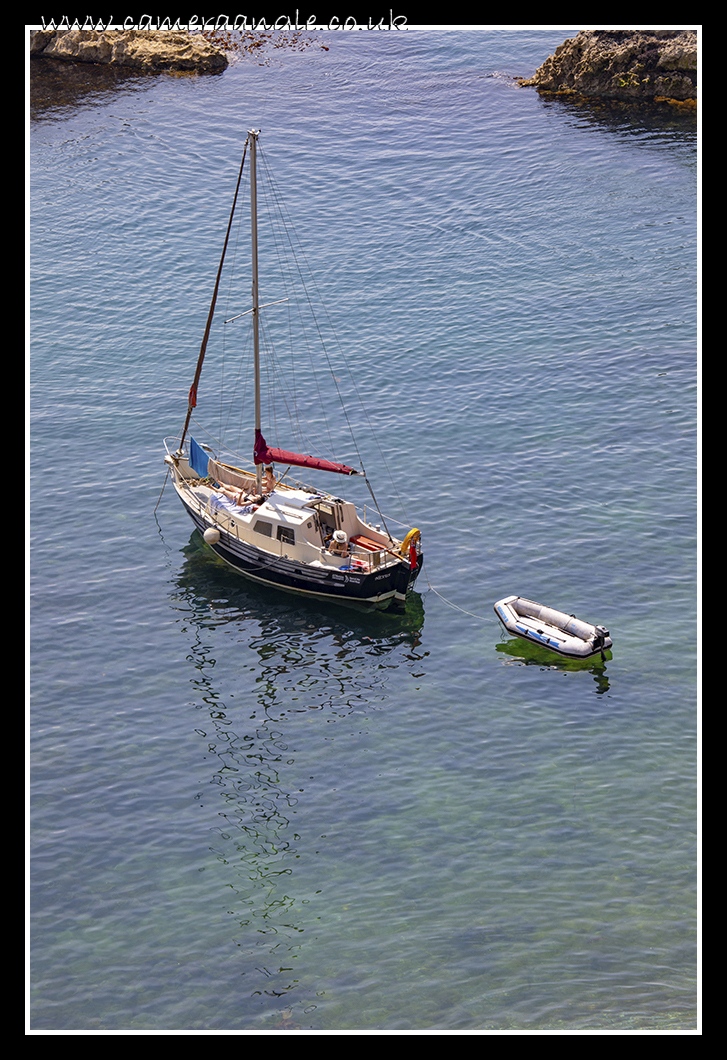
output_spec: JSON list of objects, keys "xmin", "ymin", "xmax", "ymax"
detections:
[{"xmin": 29, "ymin": 30, "xmax": 698, "ymax": 1031}]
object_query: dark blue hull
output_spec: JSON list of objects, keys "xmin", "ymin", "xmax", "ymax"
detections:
[{"xmin": 184, "ymin": 501, "xmax": 422, "ymax": 609}]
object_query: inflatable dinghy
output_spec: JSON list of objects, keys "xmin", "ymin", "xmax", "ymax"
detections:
[{"xmin": 494, "ymin": 595, "xmax": 612, "ymax": 659}]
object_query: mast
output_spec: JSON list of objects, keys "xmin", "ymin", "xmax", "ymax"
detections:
[{"xmin": 249, "ymin": 130, "xmax": 262, "ymax": 491}]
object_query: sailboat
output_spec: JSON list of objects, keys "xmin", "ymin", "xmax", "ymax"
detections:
[{"xmin": 164, "ymin": 130, "xmax": 423, "ymax": 610}]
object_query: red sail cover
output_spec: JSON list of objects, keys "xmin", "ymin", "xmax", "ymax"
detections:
[{"xmin": 254, "ymin": 429, "xmax": 358, "ymax": 475}]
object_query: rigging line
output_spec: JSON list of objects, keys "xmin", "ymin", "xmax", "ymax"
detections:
[
  {"xmin": 246, "ymin": 145, "xmax": 401, "ymax": 530},
  {"xmin": 186, "ymin": 414, "xmax": 250, "ymax": 469},
  {"xmin": 179, "ymin": 138, "xmax": 249, "ymax": 452},
  {"xmin": 185, "ymin": 416, "xmax": 221, "ymax": 451},
  {"xmin": 363, "ymin": 476, "xmax": 393, "ymax": 542},
  {"xmin": 257, "ymin": 144, "xmax": 348, "ymax": 461},
  {"xmin": 253, "ymin": 192, "xmax": 343, "ymax": 463},
  {"xmin": 260, "ymin": 159, "xmax": 408, "ymax": 513},
  {"xmin": 224, "ymin": 309, "xmax": 254, "ymax": 405},
  {"xmin": 242, "ymin": 150, "xmax": 312, "ymax": 449},
  {"xmin": 262, "ymin": 209, "xmax": 337, "ymax": 455},
  {"xmin": 257, "ymin": 303, "xmax": 341, "ymax": 461},
  {"xmin": 256, "ymin": 146, "xmax": 408, "ymax": 527},
  {"xmin": 258, "ymin": 313, "xmax": 290, "ymax": 446},
  {"xmin": 261, "ymin": 175, "xmax": 363, "ymax": 440},
  {"xmin": 423, "ymin": 571, "xmax": 490, "ymax": 623},
  {"xmin": 221, "ymin": 327, "xmax": 253, "ymax": 445},
  {"xmin": 219, "ymin": 159, "xmax": 249, "ymax": 443}
]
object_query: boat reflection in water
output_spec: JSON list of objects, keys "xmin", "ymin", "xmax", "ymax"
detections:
[
  {"xmin": 494, "ymin": 636, "xmax": 611, "ymax": 695},
  {"xmin": 165, "ymin": 530, "xmax": 427, "ymax": 1014}
]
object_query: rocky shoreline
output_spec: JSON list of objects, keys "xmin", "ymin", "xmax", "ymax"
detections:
[
  {"xmin": 518, "ymin": 30, "xmax": 697, "ymax": 105},
  {"xmin": 30, "ymin": 29, "xmax": 228, "ymax": 72}
]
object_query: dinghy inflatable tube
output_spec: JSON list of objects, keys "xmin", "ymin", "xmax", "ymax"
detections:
[{"xmin": 494, "ymin": 595, "xmax": 612, "ymax": 659}]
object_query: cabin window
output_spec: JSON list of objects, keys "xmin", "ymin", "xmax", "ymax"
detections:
[
  {"xmin": 253, "ymin": 520, "xmax": 272, "ymax": 537},
  {"xmin": 277, "ymin": 526, "xmax": 295, "ymax": 545}
]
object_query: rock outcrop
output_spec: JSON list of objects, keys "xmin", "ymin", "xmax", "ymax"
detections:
[
  {"xmin": 519, "ymin": 30, "xmax": 697, "ymax": 104},
  {"xmin": 30, "ymin": 29, "xmax": 228, "ymax": 72}
]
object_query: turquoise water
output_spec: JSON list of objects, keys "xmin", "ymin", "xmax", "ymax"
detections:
[{"xmin": 30, "ymin": 31, "xmax": 698, "ymax": 1031}]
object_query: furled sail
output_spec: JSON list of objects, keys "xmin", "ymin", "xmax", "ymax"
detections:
[{"xmin": 254, "ymin": 429, "xmax": 360, "ymax": 476}]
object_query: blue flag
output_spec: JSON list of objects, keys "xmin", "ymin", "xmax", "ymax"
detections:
[{"xmin": 189, "ymin": 437, "xmax": 209, "ymax": 478}]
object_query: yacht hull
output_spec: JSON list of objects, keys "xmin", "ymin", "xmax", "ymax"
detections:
[{"xmin": 183, "ymin": 498, "xmax": 422, "ymax": 609}]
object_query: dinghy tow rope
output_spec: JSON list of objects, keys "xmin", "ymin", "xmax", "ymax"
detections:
[{"xmin": 422, "ymin": 571, "xmax": 490, "ymax": 623}]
